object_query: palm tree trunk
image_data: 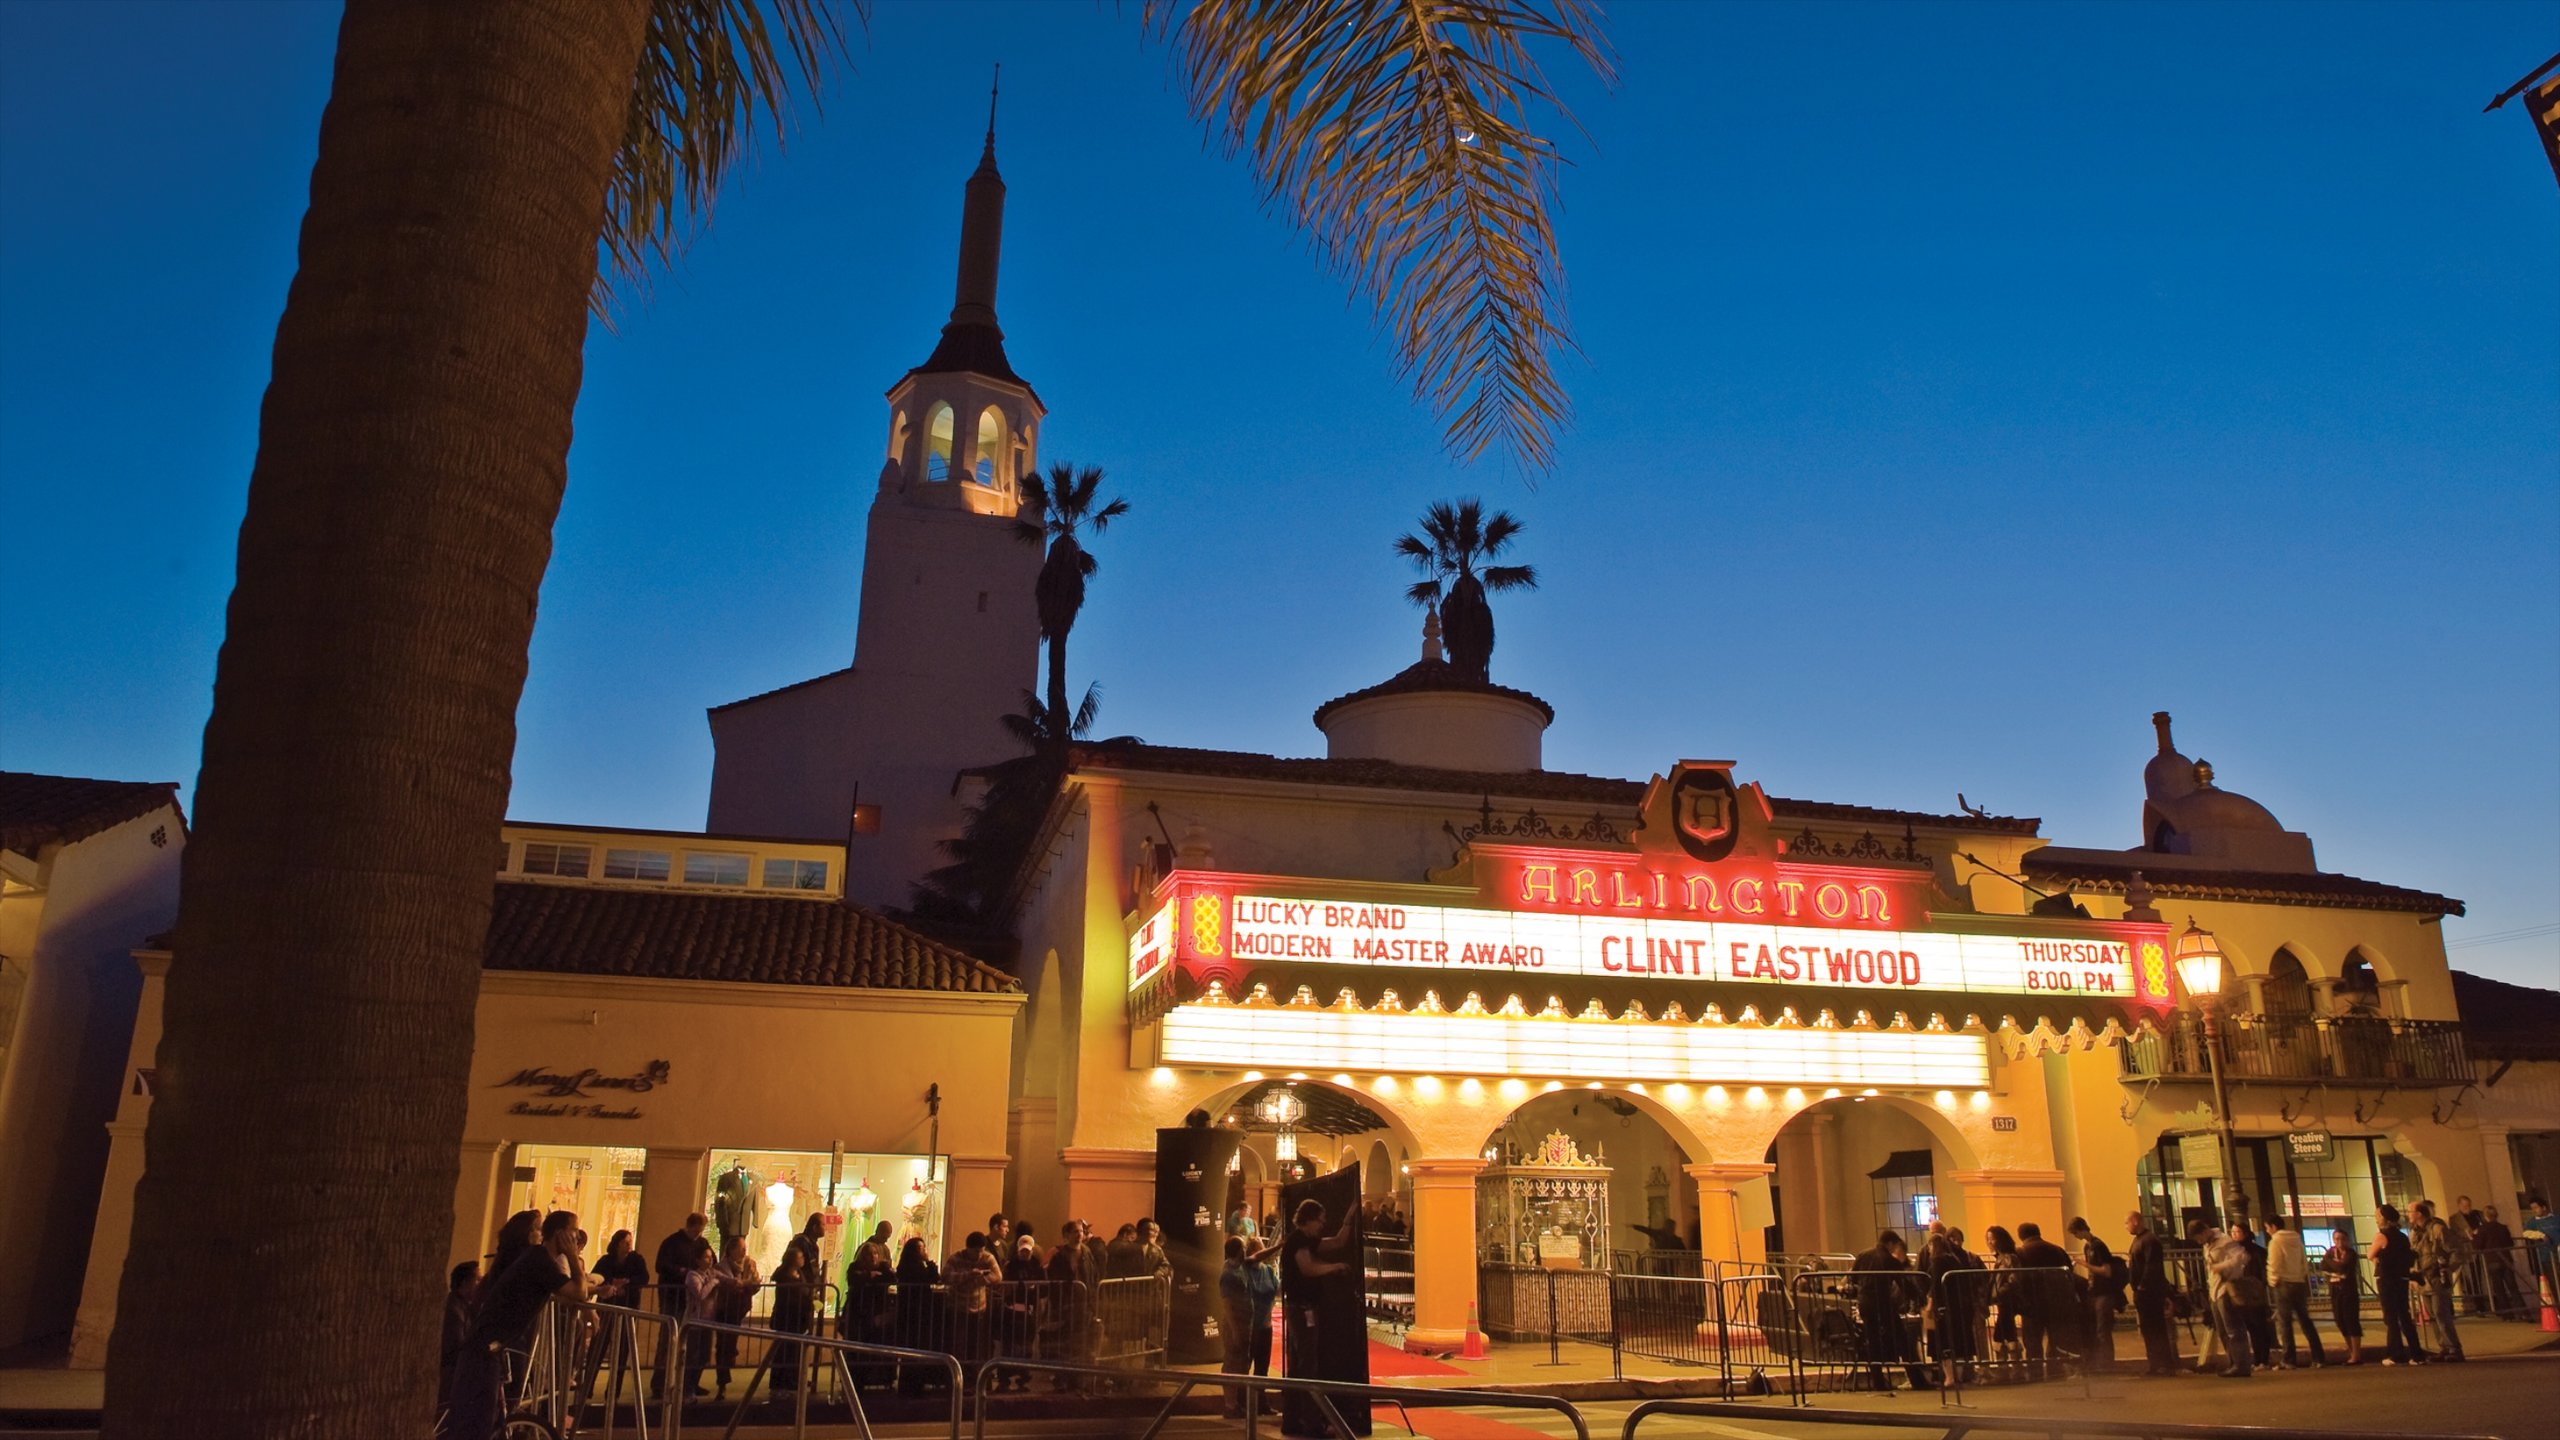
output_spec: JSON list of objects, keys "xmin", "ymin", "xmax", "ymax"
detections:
[
  {"xmin": 1046, "ymin": 628, "xmax": 1071, "ymax": 761},
  {"xmin": 101, "ymin": 2, "xmax": 651, "ymax": 1435}
]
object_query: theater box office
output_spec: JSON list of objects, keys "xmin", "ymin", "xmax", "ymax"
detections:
[{"xmin": 70, "ymin": 824, "xmax": 1020, "ymax": 1364}]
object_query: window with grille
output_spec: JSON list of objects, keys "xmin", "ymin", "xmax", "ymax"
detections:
[
  {"xmin": 521, "ymin": 842, "xmax": 592, "ymax": 878},
  {"xmin": 762, "ymin": 858, "xmax": 829, "ymax": 891},
  {"xmin": 683, "ymin": 852, "xmax": 751, "ymax": 887},
  {"xmin": 603, "ymin": 848, "xmax": 672, "ymax": 882}
]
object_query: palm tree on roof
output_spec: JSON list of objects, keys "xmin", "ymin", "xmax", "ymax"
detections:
[
  {"xmin": 119, "ymin": 2, "xmax": 1611, "ymax": 1429},
  {"xmin": 1396, "ymin": 499, "xmax": 1538, "ymax": 683},
  {"xmin": 1017, "ymin": 463, "xmax": 1129, "ymax": 766}
]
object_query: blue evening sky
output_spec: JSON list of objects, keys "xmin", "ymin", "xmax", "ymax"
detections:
[{"xmin": 3, "ymin": 2, "xmax": 2554, "ymax": 986}]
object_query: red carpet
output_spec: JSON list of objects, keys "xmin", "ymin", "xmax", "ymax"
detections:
[
  {"xmin": 1364, "ymin": 1339, "xmax": 1467, "ymax": 1378},
  {"xmin": 1263, "ymin": 1333, "xmax": 1466, "ymax": 1378}
]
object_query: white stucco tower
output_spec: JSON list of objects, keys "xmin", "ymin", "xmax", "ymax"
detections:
[{"xmin": 706, "ymin": 109, "xmax": 1044, "ymax": 908}]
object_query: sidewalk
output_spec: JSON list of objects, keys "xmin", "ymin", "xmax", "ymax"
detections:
[{"xmin": 1343, "ymin": 1311, "xmax": 2560, "ymax": 1398}]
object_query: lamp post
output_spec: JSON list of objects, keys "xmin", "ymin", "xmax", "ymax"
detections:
[{"xmin": 2173, "ymin": 919, "xmax": 2245, "ymax": 1226}]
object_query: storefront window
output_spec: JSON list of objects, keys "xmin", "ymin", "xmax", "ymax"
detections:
[
  {"xmin": 2141, "ymin": 1131, "xmax": 2418, "ymax": 1257},
  {"xmin": 706, "ymin": 1148, "xmax": 946, "ymax": 1310},
  {"xmin": 509, "ymin": 1144, "xmax": 646, "ymax": 1249}
]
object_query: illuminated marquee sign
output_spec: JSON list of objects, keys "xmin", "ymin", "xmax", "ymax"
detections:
[
  {"xmin": 1158, "ymin": 1001, "xmax": 1993, "ymax": 1088},
  {"xmin": 1210, "ymin": 894, "xmax": 2157, "ymax": 999},
  {"xmin": 1130, "ymin": 759, "xmax": 2175, "ymax": 1007}
]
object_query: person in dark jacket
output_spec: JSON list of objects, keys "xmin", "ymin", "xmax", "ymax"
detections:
[
  {"xmin": 2066, "ymin": 1217, "xmax": 2124, "ymax": 1372},
  {"xmin": 2124, "ymin": 1211, "xmax": 2179, "ymax": 1375},
  {"xmin": 896, "ymin": 1238, "xmax": 941, "ymax": 1396},
  {"xmin": 769, "ymin": 1243, "xmax": 815, "ymax": 1392},
  {"xmin": 1850, "ymin": 1231, "xmax": 1929, "ymax": 1391},
  {"xmin": 440, "ymin": 1262, "xmax": 480, "ymax": 1407},
  {"xmin": 490, "ymin": 1209, "xmax": 541, "ymax": 1280},
  {"xmin": 449, "ymin": 1212, "xmax": 585, "ymax": 1440},
  {"xmin": 593, "ymin": 1230, "xmax": 650, "ymax": 1307},
  {"xmin": 2011, "ymin": 1222, "xmax": 2075, "ymax": 1381},
  {"xmin": 649, "ymin": 1212, "xmax": 709, "ymax": 1399},
  {"xmin": 1918, "ymin": 1227, "xmax": 1983, "ymax": 1388}
]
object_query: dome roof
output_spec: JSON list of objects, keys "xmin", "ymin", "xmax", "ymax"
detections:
[
  {"xmin": 2174, "ymin": 777, "xmax": 2286, "ymax": 833},
  {"xmin": 1311, "ymin": 658, "xmax": 1555, "ymax": 728}
]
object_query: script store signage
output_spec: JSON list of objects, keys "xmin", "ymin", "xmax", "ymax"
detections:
[{"xmin": 494, "ymin": 1059, "xmax": 672, "ymax": 1121}]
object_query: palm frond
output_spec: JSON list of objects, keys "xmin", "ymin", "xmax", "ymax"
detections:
[
  {"xmin": 1480, "ymin": 562, "xmax": 1537, "ymax": 590},
  {"xmin": 597, "ymin": 0, "xmax": 857, "ymax": 319},
  {"xmin": 1148, "ymin": 0, "xmax": 1613, "ymax": 472},
  {"xmin": 1405, "ymin": 578, "xmax": 1445, "ymax": 605}
]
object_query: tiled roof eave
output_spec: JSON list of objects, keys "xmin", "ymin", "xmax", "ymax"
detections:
[{"xmin": 2024, "ymin": 862, "xmax": 2463, "ymax": 917}]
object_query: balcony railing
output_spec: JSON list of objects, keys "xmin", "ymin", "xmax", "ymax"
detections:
[{"xmin": 2119, "ymin": 1014, "xmax": 2469, "ymax": 1085}]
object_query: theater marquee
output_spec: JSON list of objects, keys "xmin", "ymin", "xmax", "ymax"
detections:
[{"xmin": 1129, "ymin": 759, "xmax": 2176, "ymax": 1009}]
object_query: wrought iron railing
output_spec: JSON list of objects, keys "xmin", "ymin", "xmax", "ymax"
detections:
[{"xmin": 2118, "ymin": 1015, "xmax": 2469, "ymax": 1085}]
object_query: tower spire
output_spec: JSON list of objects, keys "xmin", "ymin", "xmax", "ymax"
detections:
[{"xmin": 984, "ymin": 63, "xmax": 999, "ymax": 161}]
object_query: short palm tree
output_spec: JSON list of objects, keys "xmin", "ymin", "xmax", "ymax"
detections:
[
  {"xmin": 111, "ymin": 3, "xmax": 1610, "ymax": 1434},
  {"xmin": 1017, "ymin": 463, "xmax": 1130, "ymax": 766},
  {"xmin": 1396, "ymin": 499, "xmax": 1538, "ymax": 683}
]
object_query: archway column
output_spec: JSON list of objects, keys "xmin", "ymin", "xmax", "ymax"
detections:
[
  {"xmin": 1060, "ymin": 1145, "xmax": 1156, "ymax": 1232},
  {"xmin": 1948, "ymin": 1168, "xmax": 2066, "ymax": 1239},
  {"xmin": 1405, "ymin": 1157, "xmax": 1485, "ymax": 1352},
  {"xmin": 1686, "ymin": 1162, "xmax": 1776, "ymax": 1268}
]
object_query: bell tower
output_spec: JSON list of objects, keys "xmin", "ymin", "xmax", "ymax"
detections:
[
  {"xmin": 707, "ymin": 90, "xmax": 1044, "ymax": 910},
  {"xmin": 880, "ymin": 73, "xmax": 1045, "ymax": 512}
]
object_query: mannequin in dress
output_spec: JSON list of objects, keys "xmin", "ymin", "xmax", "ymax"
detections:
[{"xmin": 756, "ymin": 1178, "xmax": 799, "ymax": 1276}]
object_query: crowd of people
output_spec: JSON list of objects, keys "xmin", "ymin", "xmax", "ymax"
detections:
[{"xmin": 1835, "ymin": 1192, "xmax": 2560, "ymax": 1393}]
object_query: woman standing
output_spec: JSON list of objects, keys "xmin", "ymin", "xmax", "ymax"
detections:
[
  {"xmin": 895, "ymin": 1237, "xmax": 941, "ymax": 1396},
  {"xmin": 2321, "ymin": 1235, "xmax": 2365, "ymax": 1365},
  {"xmin": 711, "ymin": 1235, "xmax": 762, "ymax": 1396},
  {"xmin": 768, "ymin": 1244, "xmax": 814, "ymax": 1393},
  {"xmin": 1981, "ymin": 1226, "xmax": 2021, "ymax": 1380},
  {"xmin": 2371, "ymin": 1205, "xmax": 2425, "ymax": 1365}
]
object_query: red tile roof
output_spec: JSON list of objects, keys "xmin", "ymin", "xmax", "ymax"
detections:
[
  {"xmin": 2451, "ymin": 970, "xmax": 2560, "ymax": 1062},
  {"xmin": 1311, "ymin": 659, "xmax": 1556, "ymax": 726},
  {"xmin": 1066, "ymin": 741, "xmax": 2040, "ymax": 835},
  {"xmin": 484, "ymin": 881, "xmax": 1018, "ymax": 993},
  {"xmin": 2020, "ymin": 848, "xmax": 2464, "ymax": 917},
  {"xmin": 0, "ymin": 772, "xmax": 182, "ymax": 855}
]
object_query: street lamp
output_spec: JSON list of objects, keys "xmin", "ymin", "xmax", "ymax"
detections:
[{"xmin": 2173, "ymin": 919, "xmax": 2245, "ymax": 1227}]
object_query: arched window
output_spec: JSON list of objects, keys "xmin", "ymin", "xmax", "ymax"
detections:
[
  {"xmin": 973, "ymin": 406, "xmax": 1006, "ymax": 486},
  {"xmin": 2339, "ymin": 951, "xmax": 2381, "ymax": 1014},
  {"xmin": 2265, "ymin": 948, "xmax": 2313, "ymax": 1022},
  {"xmin": 924, "ymin": 403, "xmax": 955, "ymax": 481}
]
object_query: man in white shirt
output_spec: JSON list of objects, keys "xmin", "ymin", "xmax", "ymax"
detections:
[{"xmin": 2262, "ymin": 1217, "xmax": 2326, "ymax": 1368}]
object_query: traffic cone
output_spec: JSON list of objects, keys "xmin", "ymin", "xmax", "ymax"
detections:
[
  {"xmin": 1463, "ymin": 1301, "xmax": 1488, "ymax": 1360},
  {"xmin": 2539, "ymin": 1274, "xmax": 2557, "ymax": 1334}
]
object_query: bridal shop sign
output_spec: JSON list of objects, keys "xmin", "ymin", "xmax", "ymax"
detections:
[{"xmin": 495, "ymin": 1059, "xmax": 672, "ymax": 1121}]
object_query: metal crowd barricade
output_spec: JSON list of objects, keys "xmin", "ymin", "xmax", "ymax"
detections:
[
  {"xmin": 833, "ymin": 1276, "xmax": 1099, "ymax": 1382},
  {"xmin": 1778, "ymin": 1269, "xmax": 1933, "ymax": 1401},
  {"xmin": 1620, "ymin": 1399, "xmax": 2500, "ymax": 1440},
  {"xmin": 1605, "ymin": 1269, "xmax": 1788, "ymax": 1393},
  {"xmin": 1093, "ymin": 1272, "xmax": 1175, "ymax": 1368},
  {"xmin": 968, "ymin": 1355, "xmax": 1593, "ymax": 1440},
  {"xmin": 2461, "ymin": 1242, "xmax": 2539, "ymax": 1320},
  {"xmin": 1365, "ymin": 1239, "xmax": 1417, "ymax": 1330},
  {"xmin": 1928, "ymin": 1264, "xmax": 2087, "ymax": 1402},
  {"xmin": 662, "ymin": 1312, "xmax": 964, "ymax": 1440}
]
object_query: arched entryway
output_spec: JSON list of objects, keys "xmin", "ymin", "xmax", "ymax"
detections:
[{"xmin": 1763, "ymin": 1094, "xmax": 1981, "ymax": 1259}]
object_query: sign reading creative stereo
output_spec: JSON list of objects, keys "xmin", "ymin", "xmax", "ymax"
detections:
[{"xmin": 1132, "ymin": 760, "xmax": 2176, "ymax": 1008}]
